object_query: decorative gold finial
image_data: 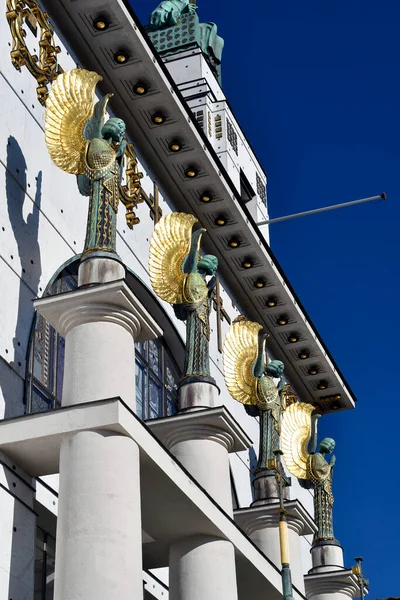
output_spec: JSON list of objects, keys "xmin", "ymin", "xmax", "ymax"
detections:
[{"xmin": 6, "ymin": 0, "xmax": 62, "ymax": 105}]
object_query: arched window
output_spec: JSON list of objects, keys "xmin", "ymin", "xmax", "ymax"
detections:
[{"xmin": 25, "ymin": 257, "xmax": 182, "ymax": 419}]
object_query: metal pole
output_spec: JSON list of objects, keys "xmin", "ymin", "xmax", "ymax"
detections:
[
  {"xmin": 352, "ymin": 557, "xmax": 367, "ymax": 600},
  {"xmin": 256, "ymin": 193, "xmax": 386, "ymax": 227},
  {"xmin": 274, "ymin": 450, "xmax": 295, "ymax": 600}
]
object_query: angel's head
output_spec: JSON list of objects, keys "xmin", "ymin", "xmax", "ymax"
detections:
[
  {"xmin": 319, "ymin": 438, "xmax": 335, "ymax": 454},
  {"xmin": 197, "ymin": 254, "xmax": 218, "ymax": 276},
  {"xmin": 102, "ymin": 118, "xmax": 126, "ymax": 144},
  {"xmin": 265, "ymin": 359, "xmax": 284, "ymax": 378}
]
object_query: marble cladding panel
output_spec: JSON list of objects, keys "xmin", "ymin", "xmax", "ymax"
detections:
[
  {"xmin": 0, "ymin": 356, "xmax": 25, "ymax": 420},
  {"xmin": 0, "ymin": 461, "xmax": 35, "ymax": 599},
  {"xmin": 36, "ymin": 476, "xmax": 59, "ymax": 517}
]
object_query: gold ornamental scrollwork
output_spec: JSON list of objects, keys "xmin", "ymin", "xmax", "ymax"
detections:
[
  {"xmin": 120, "ymin": 142, "xmax": 144, "ymax": 228},
  {"xmin": 6, "ymin": 0, "xmax": 62, "ymax": 105}
]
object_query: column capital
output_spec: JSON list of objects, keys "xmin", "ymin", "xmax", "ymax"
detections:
[
  {"xmin": 235, "ymin": 499, "xmax": 317, "ymax": 537},
  {"xmin": 147, "ymin": 406, "xmax": 252, "ymax": 453},
  {"xmin": 305, "ymin": 569, "xmax": 361, "ymax": 599},
  {"xmin": 34, "ymin": 280, "xmax": 162, "ymax": 340}
]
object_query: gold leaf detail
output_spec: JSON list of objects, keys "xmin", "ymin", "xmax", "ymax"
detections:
[
  {"xmin": 149, "ymin": 212, "xmax": 198, "ymax": 304},
  {"xmin": 6, "ymin": 0, "xmax": 62, "ymax": 105},
  {"xmin": 281, "ymin": 402, "xmax": 314, "ymax": 479},
  {"xmin": 44, "ymin": 69, "xmax": 102, "ymax": 174},
  {"xmin": 223, "ymin": 319, "xmax": 262, "ymax": 405}
]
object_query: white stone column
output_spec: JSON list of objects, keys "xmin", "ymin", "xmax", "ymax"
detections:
[
  {"xmin": 166, "ymin": 416, "xmax": 238, "ymax": 600},
  {"xmin": 170, "ymin": 384, "xmax": 234, "ymax": 513},
  {"xmin": 35, "ymin": 277, "xmax": 162, "ymax": 600},
  {"xmin": 169, "ymin": 535, "xmax": 238, "ymax": 600},
  {"xmin": 56, "ymin": 430, "xmax": 142, "ymax": 600},
  {"xmin": 165, "ymin": 423, "xmax": 234, "ymax": 513},
  {"xmin": 148, "ymin": 393, "xmax": 252, "ymax": 600},
  {"xmin": 235, "ymin": 500, "xmax": 315, "ymax": 595},
  {"xmin": 149, "ymin": 386, "xmax": 251, "ymax": 516}
]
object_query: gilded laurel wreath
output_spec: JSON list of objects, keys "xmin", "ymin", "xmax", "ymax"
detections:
[
  {"xmin": 280, "ymin": 401, "xmax": 314, "ymax": 479},
  {"xmin": 148, "ymin": 212, "xmax": 199, "ymax": 304},
  {"xmin": 223, "ymin": 319, "xmax": 263, "ymax": 405},
  {"xmin": 44, "ymin": 69, "xmax": 111, "ymax": 174}
]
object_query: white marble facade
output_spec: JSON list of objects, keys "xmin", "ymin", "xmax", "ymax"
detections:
[{"xmin": 0, "ymin": 3, "xmax": 335, "ymax": 599}]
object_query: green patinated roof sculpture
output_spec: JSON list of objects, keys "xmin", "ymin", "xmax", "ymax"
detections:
[{"xmin": 146, "ymin": 1, "xmax": 224, "ymax": 82}]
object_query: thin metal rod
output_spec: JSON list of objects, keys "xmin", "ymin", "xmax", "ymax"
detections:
[
  {"xmin": 257, "ymin": 193, "xmax": 386, "ymax": 226},
  {"xmin": 274, "ymin": 450, "xmax": 295, "ymax": 600}
]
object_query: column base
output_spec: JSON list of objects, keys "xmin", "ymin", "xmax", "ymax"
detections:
[
  {"xmin": 178, "ymin": 381, "xmax": 220, "ymax": 412},
  {"xmin": 78, "ymin": 254, "xmax": 125, "ymax": 286},
  {"xmin": 251, "ymin": 469, "xmax": 290, "ymax": 506},
  {"xmin": 309, "ymin": 539, "xmax": 344, "ymax": 573}
]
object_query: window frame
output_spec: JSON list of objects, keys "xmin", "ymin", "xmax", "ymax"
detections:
[{"xmin": 135, "ymin": 338, "xmax": 179, "ymax": 420}]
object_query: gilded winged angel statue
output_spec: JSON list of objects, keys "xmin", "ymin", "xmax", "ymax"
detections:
[
  {"xmin": 44, "ymin": 69, "xmax": 137, "ymax": 258},
  {"xmin": 281, "ymin": 403, "xmax": 336, "ymax": 542},
  {"xmin": 223, "ymin": 319, "xmax": 285, "ymax": 471},
  {"xmin": 149, "ymin": 212, "xmax": 218, "ymax": 385}
]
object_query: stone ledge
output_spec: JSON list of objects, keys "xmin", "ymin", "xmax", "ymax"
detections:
[
  {"xmin": 305, "ymin": 569, "xmax": 361, "ymax": 598},
  {"xmin": 34, "ymin": 279, "xmax": 162, "ymax": 340},
  {"xmin": 147, "ymin": 405, "xmax": 252, "ymax": 453},
  {"xmin": 234, "ymin": 500, "xmax": 317, "ymax": 537},
  {"xmin": 0, "ymin": 398, "xmax": 301, "ymax": 600}
]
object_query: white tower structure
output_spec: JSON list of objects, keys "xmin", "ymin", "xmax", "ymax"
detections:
[{"xmin": 148, "ymin": 15, "xmax": 270, "ymax": 243}]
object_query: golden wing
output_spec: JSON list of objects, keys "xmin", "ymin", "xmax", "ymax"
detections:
[
  {"xmin": 45, "ymin": 69, "xmax": 102, "ymax": 174},
  {"xmin": 223, "ymin": 319, "xmax": 262, "ymax": 405},
  {"xmin": 149, "ymin": 212, "xmax": 198, "ymax": 304},
  {"xmin": 281, "ymin": 402, "xmax": 314, "ymax": 479}
]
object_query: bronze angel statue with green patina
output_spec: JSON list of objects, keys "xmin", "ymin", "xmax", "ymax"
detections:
[
  {"xmin": 281, "ymin": 403, "xmax": 337, "ymax": 543},
  {"xmin": 44, "ymin": 69, "xmax": 138, "ymax": 259},
  {"xmin": 223, "ymin": 319, "xmax": 285, "ymax": 472},
  {"xmin": 149, "ymin": 213, "xmax": 218, "ymax": 385}
]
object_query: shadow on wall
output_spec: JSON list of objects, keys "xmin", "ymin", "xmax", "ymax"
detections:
[
  {"xmin": 248, "ymin": 446, "xmax": 257, "ymax": 502},
  {"xmin": 1, "ymin": 136, "xmax": 42, "ymax": 418},
  {"xmin": 3, "ymin": 460, "xmax": 36, "ymax": 598}
]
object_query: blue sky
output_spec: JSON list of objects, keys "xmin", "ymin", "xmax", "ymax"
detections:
[{"xmin": 133, "ymin": 1, "xmax": 398, "ymax": 596}]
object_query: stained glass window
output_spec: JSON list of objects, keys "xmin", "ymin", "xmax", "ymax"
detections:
[
  {"xmin": 134, "ymin": 338, "xmax": 179, "ymax": 419},
  {"xmin": 25, "ymin": 263, "xmax": 78, "ymax": 414},
  {"xmin": 25, "ymin": 260, "xmax": 180, "ymax": 420}
]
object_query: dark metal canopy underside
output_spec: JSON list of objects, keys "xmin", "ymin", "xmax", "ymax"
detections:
[{"xmin": 42, "ymin": 0, "xmax": 356, "ymax": 413}]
